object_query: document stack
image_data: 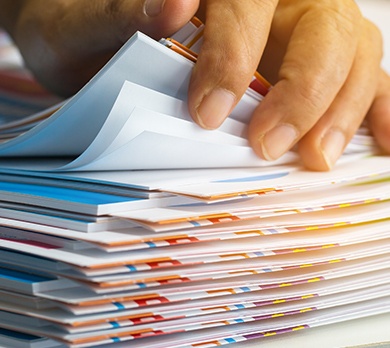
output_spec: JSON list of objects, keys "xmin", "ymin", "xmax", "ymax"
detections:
[{"xmin": 0, "ymin": 19, "xmax": 389, "ymax": 348}]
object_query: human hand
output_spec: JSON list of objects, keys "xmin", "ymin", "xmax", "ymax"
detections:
[
  {"xmin": 189, "ymin": 0, "xmax": 390, "ymax": 170},
  {"xmin": 6, "ymin": 0, "xmax": 199, "ymax": 96},
  {"xmin": 4, "ymin": 0, "xmax": 390, "ymax": 171},
  {"xmin": 366, "ymin": 70, "xmax": 390, "ymax": 157}
]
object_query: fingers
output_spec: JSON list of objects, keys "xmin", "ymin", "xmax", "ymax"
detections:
[
  {"xmin": 248, "ymin": 1, "xmax": 367, "ymax": 168},
  {"xmin": 298, "ymin": 19, "xmax": 383, "ymax": 170},
  {"xmin": 14, "ymin": 0, "xmax": 199, "ymax": 96},
  {"xmin": 366, "ymin": 70, "xmax": 390, "ymax": 153},
  {"xmin": 188, "ymin": 0, "xmax": 278, "ymax": 129},
  {"xmin": 46, "ymin": 0, "xmax": 200, "ymax": 53}
]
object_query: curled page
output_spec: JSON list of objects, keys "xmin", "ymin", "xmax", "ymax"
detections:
[{"xmin": 0, "ymin": 32, "xmax": 297, "ymax": 171}]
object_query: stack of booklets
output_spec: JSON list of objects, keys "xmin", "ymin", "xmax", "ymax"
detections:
[{"xmin": 0, "ymin": 19, "xmax": 389, "ymax": 348}]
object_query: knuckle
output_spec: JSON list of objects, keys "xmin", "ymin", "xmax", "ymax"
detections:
[
  {"xmin": 210, "ymin": 1, "xmax": 276, "ymax": 83},
  {"xmin": 364, "ymin": 19, "xmax": 383, "ymax": 48},
  {"xmin": 310, "ymin": 1, "xmax": 362, "ymax": 41},
  {"xmin": 296, "ymin": 79, "xmax": 329, "ymax": 114},
  {"xmin": 250, "ymin": 0, "xmax": 278, "ymax": 16},
  {"xmin": 201, "ymin": 46, "xmax": 255, "ymax": 91},
  {"xmin": 99, "ymin": 0, "xmax": 138, "ymax": 42},
  {"xmin": 101, "ymin": 0, "xmax": 127, "ymax": 20},
  {"xmin": 279, "ymin": 63, "xmax": 329, "ymax": 114}
]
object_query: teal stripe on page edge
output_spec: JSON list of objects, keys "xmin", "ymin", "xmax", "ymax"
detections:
[
  {"xmin": 0, "ymin": 267, "xmax": 56, "ymax": 283},
  {"xmin": 0, "ymin": 181, "xmax": 142, "ymax": 204},
  {"xmin": 0, "ymin": 328, "xmax": 42, "ymax": 341}
]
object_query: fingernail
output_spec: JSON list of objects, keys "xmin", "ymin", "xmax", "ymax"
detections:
[
  {"xmin": 144, "ymin": 0, "xmax": 165, "ymax": 17},
  {"xmin": 321, "ymin": 129, "xmax": 346, "ymax": 169},
  {"xmin": 196, "ymin": 88, "xmax": 236, "ymax": 129},
  {"xmin": 261, "ymin": 124, "xmax": 298, "ymax": 160}
]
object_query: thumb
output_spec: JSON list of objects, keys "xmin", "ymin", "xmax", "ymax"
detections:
[
  {"xmin": 14, "ymin": 0, "xmax": 199, "ymax": 96},
  {"xmin": 49, "ymin": 0, "xmax": 200, "ymax": 54}
]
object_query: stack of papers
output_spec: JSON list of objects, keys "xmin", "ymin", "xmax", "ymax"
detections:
[{"xmin": 0, "ymin": 19, "xmax": 389, "ymax": 348}]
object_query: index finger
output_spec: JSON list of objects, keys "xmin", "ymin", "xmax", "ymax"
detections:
[{"xmin": 188, "ymin": 0, "xmax": 278, "ymax": 129}]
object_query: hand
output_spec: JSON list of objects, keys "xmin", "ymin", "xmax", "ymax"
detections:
[
  {"xmin": 4, "ymin": 0, "xmax": 390, "ymax": 171},
  {"xmin": 366, "ymin": 70, "xmax": 390, "ymax": 157},
  {"xmin": 5, "ymin": 0, "xmax": 199, "ymax": 96},
  {"xmin": 189, "ymin": 0, "xmax": 390, "ymax": 170}
]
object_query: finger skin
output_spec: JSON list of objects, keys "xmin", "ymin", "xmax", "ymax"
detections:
[
  {"xmin": 248, "ymin": 0, "xmax": 364, "ymax": 166},
  {"xmin": 298, "ymin": 19, "xmax": 383, "ymax": 170},
  {"xmin": 366, "ymin": 70, "xmax": 390, "ymax": 153},
  {"xmin": 188, "ymin": 0, "xmax": 278, "ymax": 129},
  {"xmin": 10, "ymin": 0, "xmax": 199, "ymax": 96}
]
